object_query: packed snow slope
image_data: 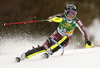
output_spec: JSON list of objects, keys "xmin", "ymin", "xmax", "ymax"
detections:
[{"xmin": 0, "ymin": 47, "xmax": 100, "ymax": 68}]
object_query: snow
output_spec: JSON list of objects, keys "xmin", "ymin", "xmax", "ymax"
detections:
[
  {"xmin": 87, "ymin": 18, "xmax": 100, "ymax": 44},
  {"xmin": 0, "ymin": 18, "xmax": 100, "ymax": 68},
  {"xmin": 0, "ymin": 47, "xmax": 100, "ymax": 68}
]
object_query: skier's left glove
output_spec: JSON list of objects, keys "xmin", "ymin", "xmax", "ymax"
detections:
[{"xmin": 85, "ymin": 39, "xmax": 93, "ymax": 48}]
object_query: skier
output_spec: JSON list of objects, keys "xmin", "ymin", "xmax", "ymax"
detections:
[{"xmin": 16, "ymin": 4, "xmax": 92, "ymax": 62}]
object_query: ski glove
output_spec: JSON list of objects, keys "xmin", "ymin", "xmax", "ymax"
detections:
[
  {"xmin": 85, "ymin": 39, "xmax": 92, "ymax": 48},
  {"xmin": 48, "ymin": 17, "xmax": 63, "ymax": 23}
]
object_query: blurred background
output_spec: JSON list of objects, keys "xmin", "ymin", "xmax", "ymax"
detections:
[{"xmin": 0, "ymin": 0, "xmax": 100, "ymax": 49}]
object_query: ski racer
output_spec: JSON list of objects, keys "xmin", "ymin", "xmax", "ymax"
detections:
[{"xmin": 16, "ymin": 4, "xmax": 92, "ymax": 62}]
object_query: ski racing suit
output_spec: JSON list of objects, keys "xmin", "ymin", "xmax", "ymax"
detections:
[{"xmin": 25, "ymin": 13, "xmax": 89, "ymax": 59}]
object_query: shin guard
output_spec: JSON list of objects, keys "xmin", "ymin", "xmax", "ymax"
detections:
[
  {"xmin": 25, "ymin": 47, "xmax": 46, "ymax": 59},
  {"xmin": 49, "ymin": 36, "xmax": 69, "ymax": 54}
]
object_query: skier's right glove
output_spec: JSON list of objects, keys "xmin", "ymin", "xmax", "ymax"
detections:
[
  {"xmin": 48, "ymin": 17, "xmax": 63, "ymax": 23},
  {"xmin": 85, "ymin": 39, "xmax": 93, "ymax": 48}
]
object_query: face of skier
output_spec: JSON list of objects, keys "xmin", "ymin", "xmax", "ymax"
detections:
[
  {"xmin": 67, "ymin": 14, "xmax": 74, "ymax": 19},
  {"xmin": 65, "ymin": 11, "xmax": 76, "ymax": 20}
]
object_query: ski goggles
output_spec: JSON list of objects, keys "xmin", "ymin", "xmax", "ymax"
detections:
[{"xmin": 65, "ymin": 11, "xmax": 76, "ymax": 16}]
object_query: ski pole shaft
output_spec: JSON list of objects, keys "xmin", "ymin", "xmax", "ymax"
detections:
[{"xmin": 4, "ymin": 19, "xmax": 49, "ymax": 26}]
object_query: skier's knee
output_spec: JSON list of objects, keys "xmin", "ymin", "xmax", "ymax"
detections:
[{"xmin": 42, "ymin": 38, "xmax": 52, "ymax": 49}]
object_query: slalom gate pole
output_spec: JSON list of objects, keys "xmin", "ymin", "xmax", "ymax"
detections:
[
  {"xmin": 51, "ymin": 38, "xmax": 64, "ymax": 56},
  {"xmin": 4, "ymin": 19, "xmax": 49, "ymax": 26}
]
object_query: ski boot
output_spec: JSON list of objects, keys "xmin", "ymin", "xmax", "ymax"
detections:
[
  {"xmin": 42, "ymin": 48, "xmax": 53, "ymax": 58},
  {"xmin": 42, "ymin": 53, "xmax": 49, "ymax": 58},
  {"xmin": 16, "ymin": 53, "xmax": 26, "ymax": 62}
]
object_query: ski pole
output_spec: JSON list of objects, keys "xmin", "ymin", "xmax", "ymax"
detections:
[
  {"xmin": 4, "ymin": 19, "xmax": 49, "ymax": 26},
  {"xmin": 51, "ymin": 38, "xmax": 64, "ymax": 56},
  {"xmin": 4, "ymin": 17, "xmax": 63, "ymax": 26}
]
